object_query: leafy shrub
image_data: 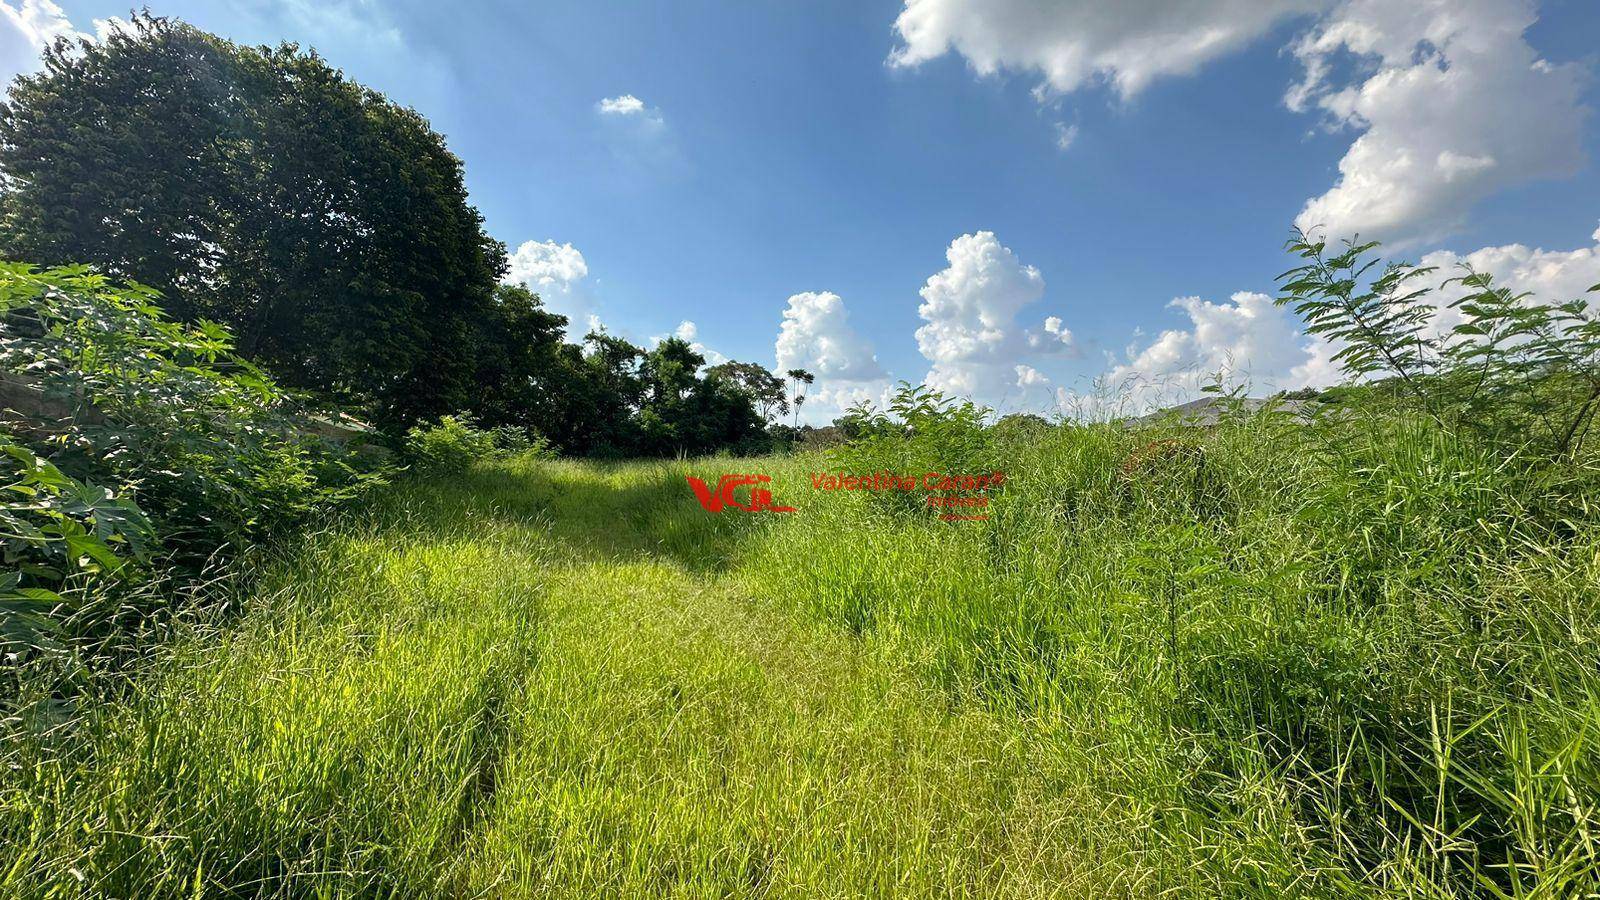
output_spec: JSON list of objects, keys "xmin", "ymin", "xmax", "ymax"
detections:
[
  {"xmin": 1279, "ymin": 230, "xmax": 1600, "ymax": 460},
  {"xmin": 0, "ymin": 435, "xmax": 152, "ymax": 656},
  {"xmin": 0, "ymin": 263, "xmax": 386, "ymax": 653},
  {"xmin": 488, "ymin": 424, "xmax": 555, "ymax": 459},
  {"xmin": 827, "ymin": 384, "xmax": 1000, "ymax": 517},
  {"xmin": 0, "ymin": 264, "xmax": 384, "ymax": 558},
  {"xmin": 404, "ymin": 415, "xmax": 500, "ymax": 474}
]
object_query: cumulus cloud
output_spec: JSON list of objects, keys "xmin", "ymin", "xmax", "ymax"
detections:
[
  {"xmin": 650, "ymin": 319, "xmax": 727, "ymax": 366},
  {"xmin": 1015, "ymin": 364, "xmax": 1048, "ymax": 387},
  {"xmin": 775, "ymin": 291, "xmax": 885, "ymax": 382},
  {"xmin": 1064, "ymin": 290, "xmax": 1338, "ymax": 418},
  {"xmin": 1067, "ymin": 223, "xmax": 1600, "ymax": 419},
  {"xmin": 0, "ymin": 0, "xmax": 87, "ymax": 87},
  {"xmin": 504, "ymin": 239, "xmax": 596, "ymax": 336},
  {"xmin": 1417, "ymin": 223, "xmax": 1600, "ymax": 336},
  {"xmin": 1053, "ymin": 122, "xmax": 1078, "ymax": 151},
  {"xmin": 1290, "ymin": 0, "xmax": 1589, "ymax": 246},
  {"xmin": 889, "ymin": 1, "xmax": 1588, "ymax": 246},
  {"xmin": 802, "ymin": 382, "xmax": 896, "ymax": 423},
  {"xmin": 915, "ymin": 231, "xmax": 1070, "ymax": 409},
  {"xmin": 596, "ymin": 93, "xmax": 664, "ymax": 132},
  {"xmin": 774, "ymin": 291, "xmax": 889, "ymax": 422},
  {"xmin": 1029, "ymin": 315, "xmax": 1075, "ymax": 351},
  {"xmin": 597, "ymin": 94, "xmax": 646, "ymax": 115},
  {"xmin": 888, "ymin": 0, "xmax": 1323, "ymax": 99}
]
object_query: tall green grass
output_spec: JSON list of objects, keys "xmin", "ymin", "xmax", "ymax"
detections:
[
  {"xmin": 2, "ymin": 459, "xmax": 1101, "ymax": 897},
  {"xmin": 3, "ymin": 408, "xmax": 1598, "ymax": 896},
  {"xmin": 748, "ymin": 406, "xmax": 1600, "ymax": 897}
]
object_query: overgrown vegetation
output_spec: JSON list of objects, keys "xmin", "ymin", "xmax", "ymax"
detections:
[
  {"xmin": 5, "ymin": 379, "xmax": 1597, "ymax": 895},
  {"xmin": 727, "ymin": 241, "xmax": 1600, "ymax": 895},
  {"xmin": 0, "ymin": 8, "xmax": 1597, "ymax": 898},
  {"xmin": 1279, "ymin": 229, "xmax": 1600, "ymax": 458},
  {"xmin": 1, "ymin": 459, "xmax": 1096, "ymax": 897},
  {"xmin": 0, "ymin": 263, "xmax": 382, "ymax": 659},
  {"xmin": 403, "ymin": 414, "xmax": 553, "ymax": 474},
  {"xmin": 751, "ymin": 385, "xmax": 1600, "ymax": 896},
  {"xmin": 0, "ymin": 15, "xmax": 787, "ymax": 455}
]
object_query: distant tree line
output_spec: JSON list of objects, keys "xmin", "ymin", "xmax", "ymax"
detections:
[{"xmin": 0, "ymin": 13, "xmax": 786, "ymax": 456}]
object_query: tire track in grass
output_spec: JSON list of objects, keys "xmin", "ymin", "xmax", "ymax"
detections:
[
  {"xmin": 446, "ymin": 461, "xmax": 1094, "ymax": 896},
  {"xmin": 5, "ymin": 459, "xmax": 1103, "ymax": 897}
]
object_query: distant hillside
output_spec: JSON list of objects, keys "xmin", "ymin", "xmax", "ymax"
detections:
[{"xmin": 1123, "ymin": 395, "xmax": 1314, "ymax": 427}]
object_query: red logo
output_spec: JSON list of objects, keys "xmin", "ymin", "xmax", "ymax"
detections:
[{"xmin": 686, "ymin": 474, "xmax": 796, "ymax": 513}]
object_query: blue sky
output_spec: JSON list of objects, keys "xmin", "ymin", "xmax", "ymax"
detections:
[{"xmin": 6, "ymin": 0, "xmax": 1600, "ymax": 419}]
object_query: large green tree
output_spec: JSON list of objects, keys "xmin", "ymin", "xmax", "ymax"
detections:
[
  {"xmin": 468, "ymin": 284, "xmax": 638, "ymax": 455},
  {"xmin": 0, "ymin": 14, "xmax": 504, "ymax": 428},
  {"xmin": 634, "ymin": 339, "xmax": 770, "ymax": 456},
  {"xmin": 706, "ymin": 360, "xmax": 788, "ymax": 423}
]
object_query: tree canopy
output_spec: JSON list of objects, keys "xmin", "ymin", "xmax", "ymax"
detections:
[
  {"xmin": 0, "ymin": 14, "xmax": 502, "ymax": 428},
  {"xmin": 0, "ymin": 14, "xmax": 786, "ymax": 457}
]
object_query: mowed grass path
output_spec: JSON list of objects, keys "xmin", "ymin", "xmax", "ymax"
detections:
[{"xmin": 4, "ymin": 459, "xmax": 1091, "ymax": 898}]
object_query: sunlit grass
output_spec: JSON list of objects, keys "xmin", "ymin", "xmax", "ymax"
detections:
[
  {"xmin": 1, "ymin": 457, "xmax": 1110, "ymax": 897},
  {"xmin": 3, "ymin": 424, "xmax": 1598, "ymax": 897}
]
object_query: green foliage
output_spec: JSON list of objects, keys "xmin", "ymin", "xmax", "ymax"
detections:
[
  {"xmin": 466, "ymin": 285, "xmax": 587, "ymax": 447},
  {"xmin": 404, "ymin": 415, "xmax": 500, "ymax": 475},
  {"xmin": 705, "ymin": 360, "xmax": 788, "ymax": 423},
  {"xmin": 1279, "ymin": 234, "xmax": 1441, "ymax": 391},
  {"xmin": 1440, "ymin": 268, "xmax": 1600, "ymax": 455},
  {"xmin": 0, "ymin": 263, "xmax": 383, "ymax": 564},
  {"xmin": 452, "ymin": 292, "xmax": 780, "ymax": 459},
  {"xmin": 752, "ymin": 409, "xmax": 1600, "ymax": 896},
  {"xmin": 0, "ymin": 460, "xmax": 1085, "ymax": 896},
  {"xmin": 3, "ymin": 422, "xmax": 1599, "ymax": 895},
  {"xmin": 0, "ymin": 15, "xmax": 783, "ymax": 455},
  {"xmin": 0, "ymin": 435, "xmax": 151, "ymax": 655},
  {"xmin": 0, "ymin": 13, "xmax": 504, "ymax": 428},
  {"xmin": 784, "ymin": 368, "xmax": 815, "ymax": 433},
  {"xmin": 836, "ymin": 384, "xmax": 994, "ymax": 466},
  {"xmin": 635, "ymin": 339, "xmax": 772, "ymax": 457},
  {"xmin": 1279, "ymin": 229, "xmax": 1600, "ymax": 457},
  {"xmin": 488, "ymin": 424, "xmax": 554, "ymax": 459},
  {"xmin": 402, "ymin": 415, "xmax": 558, "ymax": 475}
]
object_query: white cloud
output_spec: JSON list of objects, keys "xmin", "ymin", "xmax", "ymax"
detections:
[
  {"xmin": 1067, "ymin": 290, "xmax": 1337, "ymax": 417},
  {"xmin": 650, "ymin": 319, "xmax": 727, "ymax": 366},
  {"xmin": 217, "ymin": 0, "xmax": 407, "ymax": 59},
  {"xmin": 0, "ymin": 0, "xmax": 87, "ymax": 87},
  {"xmin": 801, "ymin": 382, "xmax": 895, "ymax": 423},
  {"xmin": 507, "ymin": 239, "xmax": 587, "ymax": 291},
  {"xmin": 775, "ymin": 291, "xmax": 885, "ymax": 382},
  {"xmin": 775, "ymin": 290, "xmax": 889, "ymax": 423},
  {"xmin": 915, "ymin": 231, "xmax": 1069, "ymax": 408},
  {"xmin": 596, "ymin": 93, "xmax": 665, "ymax": 131},
  {"xmin": 504, "ymin": 239, "xmax": 596, "ymax": 336},
  {"xmin": 597, "ymin": 94, "xmax": 646, "ymax": 115},
  {"xmin": 1029, "ymin": 314, "xmax": 1075, "ymax": 351},
  {"xmin": 1053, "ymin": 122, "xmax": 1079, "ymax": 150},
  {"xmin": 889, "ymin": 1, "xmax": 1589, "ymax": 247},
  {"xmin": 888, "ymin": 0, "xmax": 1323, "ymax": 99},
  {"xmin": 1290, "ymin": 0, "xmax": 1588, "ymax": 246},
  {"xmin": 1417, "ymin": 223, "xmax": 1600, "ymax": 336},
  {"xmin": 1015, "ymin": 364, "xmax": 1049, "ymax": 387}
]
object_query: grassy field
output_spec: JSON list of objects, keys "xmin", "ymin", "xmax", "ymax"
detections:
[{"xmin": 4, "ymin": 410, "xmax": 1600, "ymax": 897}]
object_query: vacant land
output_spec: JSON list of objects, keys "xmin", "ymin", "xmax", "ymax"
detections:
[
  {"xmin": 5, "ymin": 411, "xmax": 1600, "ymax": 897},
  {"xmin": 2, "ymin": 459, "xmax": 1093, "ymax": 897}
]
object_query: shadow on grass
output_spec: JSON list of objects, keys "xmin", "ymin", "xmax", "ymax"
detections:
[{"xmin": 373, "ymin": 458, "xmax": 783, "ymax": 575}]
